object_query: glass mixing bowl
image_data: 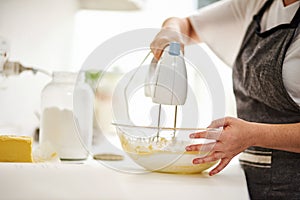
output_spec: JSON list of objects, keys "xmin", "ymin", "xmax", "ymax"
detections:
[{"xmin": 113, "ymin": 123, "xmax": 221, "ymax": 174}]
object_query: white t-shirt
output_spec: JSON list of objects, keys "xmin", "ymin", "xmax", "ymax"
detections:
[{"xmin": 189, "ymin": 0, "xmax": 300, "ymax": 106}]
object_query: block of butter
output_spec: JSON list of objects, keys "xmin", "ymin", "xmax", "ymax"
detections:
[{"xmin": 0, "ymin": 135, "xmax": 33, "ymax": 162}]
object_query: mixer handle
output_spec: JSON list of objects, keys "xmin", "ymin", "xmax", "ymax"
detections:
[{"xmin": 144, "ymin": 56, "xmax": 157, "ymax": 97}]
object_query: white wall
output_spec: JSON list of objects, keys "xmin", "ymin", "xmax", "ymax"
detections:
[
  {"xmin": 0, "ymin": 0, "xmax": 78, "ymax": 70},
  {"xmin": 0, "ymin": 0, "xmax": 78, "ymax": 136},
  {"xmin": 72, "ymin": 0, "xmax": 197, "ymax": 69}
]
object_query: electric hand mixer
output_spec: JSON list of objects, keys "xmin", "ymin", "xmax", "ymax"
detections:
[{"xmin": 145, "ymin": 42, "xmax": 188, "ymax": 139}]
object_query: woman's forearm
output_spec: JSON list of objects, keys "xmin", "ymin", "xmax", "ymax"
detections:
[{"xmin": 252, "ymin": 122, "xmax": 300, "ymax": 153}]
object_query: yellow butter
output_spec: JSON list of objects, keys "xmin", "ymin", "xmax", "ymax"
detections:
[{"xmin": 0, "ymin": 135, "xmax": 33, "ymax": 162}]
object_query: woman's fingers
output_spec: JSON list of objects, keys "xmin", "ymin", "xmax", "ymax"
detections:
[
  {"xmin": 208, "ymin": 157, "xmax": 231, "ymax": 176},
  {"xmin": 208, "ymin": 118, "xmax": 226, "ymax": 128},
  {"xmin": 192, "ymin": 151, "xmax": 225, "ymax": 164},
  {"xmin": 189, "ymin": 131, "xmax": 206, "ymax": 138},
  {"xmin": 150, "ymin": 38, "xmax": 169, "ymax": 60},
  {"xmin": 208, "ymin": 117, "xmax": 236, "ymax": 128},
  {"xmin": 186, "ymin": 142, "xmax": 221, "ymax": 152},
  {"xmin": 208, "ymin": 117, "xmax": 231, "ymax": 128},
  {"xmin": 150, "ymin": 28, "xmax": 185, "ymax": 60},
  {"xmin": 192, "ymin": 153, "xmax": 232, "ymax": 176},
  {"xmin": 190, "ymin": 129, "xmax": 222, "ymax": 140}
]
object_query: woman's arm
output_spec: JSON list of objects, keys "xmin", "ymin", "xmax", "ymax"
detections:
[
  {"xmin": 150, "ymin": 0, "xmax": 250, "ymax": 65},
  {"xmin": 186, "ymin": 117, "xmax": 300, "ymax": 176},
  {"xmin": 252, "ymin": 121, "xmax": 300, "ymax": 153}
]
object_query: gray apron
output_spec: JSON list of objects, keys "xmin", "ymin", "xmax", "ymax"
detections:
[{"xmin": 233, "ymin": 0, "xmax": 300, "ymax": 199}]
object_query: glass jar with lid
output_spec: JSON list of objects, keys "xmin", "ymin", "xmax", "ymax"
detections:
[{"xmin": 40, "ymin": 71, "xmax": 94, "ymax": 160}]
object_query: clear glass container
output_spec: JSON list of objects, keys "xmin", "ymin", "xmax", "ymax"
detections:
[
  {"xmin": 114, "ymin": 123, "xmax": 220, "ymax": 174},
  {"xmin": 40, "ymin": 71, "xmax": 94, "ymax": 160}
]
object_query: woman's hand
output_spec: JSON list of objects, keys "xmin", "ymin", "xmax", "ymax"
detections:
[
  {"xmin": 150, "ymin": 27, "xmax": 185, "ymax": 60},
  {"xmin": 150, "ymin": 17, "xmax": 199, "ymax": 60},
  {"xmin": 186, "ymin": 117, "xmax": 256, "ymax": 176}
]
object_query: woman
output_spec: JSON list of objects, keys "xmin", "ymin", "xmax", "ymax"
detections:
[{"xmin": 151, "ymin": 0, "xmax": 300, "ymax": 199}]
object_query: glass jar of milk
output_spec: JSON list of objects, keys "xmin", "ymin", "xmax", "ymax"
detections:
[{"xmin": 40, "ymin": 71, "xmax": 94, "ymax": 160}]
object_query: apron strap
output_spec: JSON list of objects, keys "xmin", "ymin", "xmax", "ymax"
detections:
[
  {"xmin": 290, "ymin": 4, "xmax": 300, "ymax": 27},
  {"xmin": 253, "ymin": 0, "xmax": 273, "ymax": 22},
  {"xmin": 253, "ymin": 0, "xmax": 274, "ymax": 33}
]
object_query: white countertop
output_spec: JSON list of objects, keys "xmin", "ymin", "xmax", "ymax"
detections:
[
  {"xmin": 0, "ymin": 132, "xmax": 249, "ymax": 200},
  {"xmin": 0, "ymin": 156, "xmax": 249, "ymax": 200}
]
